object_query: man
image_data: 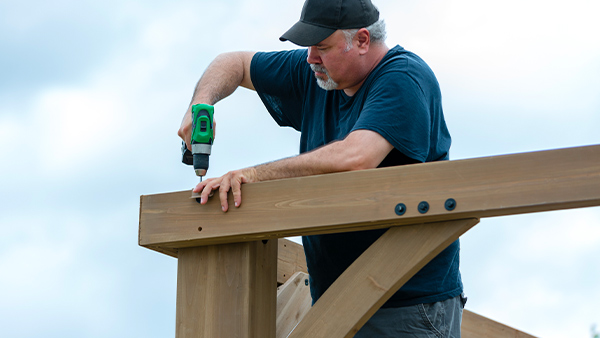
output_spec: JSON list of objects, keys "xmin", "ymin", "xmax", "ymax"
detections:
[{"xmin": 178, "ymin": 0, "xmax": 465, "ymax": 336}]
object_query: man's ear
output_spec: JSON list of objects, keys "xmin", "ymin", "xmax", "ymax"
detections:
[{"xmin": 356, "ymin": 28, "xmax": 370, "ymax": 55}]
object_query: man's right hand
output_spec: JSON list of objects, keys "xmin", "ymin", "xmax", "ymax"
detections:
[{"xmin": 177, "ymin": 106, "xmax": 193, "ymax": 151}]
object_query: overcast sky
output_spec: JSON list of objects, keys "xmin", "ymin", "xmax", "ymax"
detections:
[{"xmin": 1, "ymin": 0, "xmax": 599, "ymax": 337}]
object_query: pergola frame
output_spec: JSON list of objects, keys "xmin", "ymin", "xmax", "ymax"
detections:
[{"xmin": 139, "ymin": 144, "xmax": 600, "ymax": 337}]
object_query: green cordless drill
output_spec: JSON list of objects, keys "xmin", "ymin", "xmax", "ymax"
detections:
[{"xmin": 181, "ymin": 104, "xmax": 215, "ymax": 182}]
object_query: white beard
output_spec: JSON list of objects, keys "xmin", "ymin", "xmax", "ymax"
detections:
[{"xmin": 310, "ymin": 64, "xmax": 339, "ymax": 90}]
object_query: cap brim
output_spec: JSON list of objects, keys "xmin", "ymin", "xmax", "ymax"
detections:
[{"xmin": 279, "ymin": 21, "xmax": 337, "ymax": 47}]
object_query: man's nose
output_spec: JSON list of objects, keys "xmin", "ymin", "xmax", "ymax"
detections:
[{"xmin": 306, "ymin": 46, "xmax": 321, "ymax": 64}]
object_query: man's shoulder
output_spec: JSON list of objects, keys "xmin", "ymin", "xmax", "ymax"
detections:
[
  {"xmin": 378, "ymin": 45, "xmax": 433, "ymax": 74},
  {"xmin": 367, "ymin": 45, "xmax": 439, "ymax": 96},
  {"xmin": 252, "ymin": 48, "xmax": 308, "ymax": 66}
]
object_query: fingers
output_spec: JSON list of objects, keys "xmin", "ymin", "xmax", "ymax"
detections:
[
  {"xmin": 192, "ymin": 171, "xmax": 244, "ymax": 212},
  {"xmin": 193, "ymin": 179, "xmax": 220, "ymax": 205},
  {"xmin": 217, "ymin": 171, "xmax": 244, "ymax": 211},
  {"xmin": 231, "ymin": 176, "xmax": 242, "ymax": 208},
  {"xmin": 178, "ymin": 108, "xmax": 193, "ymax": 150},
  {"xmin": 219, "ymin": 175, "xmax": 231, "ymax": 212},
  {"xmin": 177, "ymin": 128, "xmax": 191, "ymax": 151}
]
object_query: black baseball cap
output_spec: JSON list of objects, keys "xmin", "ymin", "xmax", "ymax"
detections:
[{"xmin": 280, "ymin": 0, "xmax": 379, "ymax": 47}]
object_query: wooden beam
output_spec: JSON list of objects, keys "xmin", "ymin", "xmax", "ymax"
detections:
[
  {"xmin": 277, "ymin": 239, "xmax": 307, "ymax": 286},
  {"xmin": 287, "ymin": 218, "xmax": 479, "ymax": 338},
  {"xmin": 140, "ymin": 144, "xmax": 600, "ymax": 251},
  {"xmin": 462, "ymin": 309, "xmax": 537, "ymax": 338},
  {"xmin": 175, "ymin": 240, "xmax": 277, "ymax": 338}
]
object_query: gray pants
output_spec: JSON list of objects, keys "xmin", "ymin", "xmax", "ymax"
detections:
[{"xmin": 354, "ymin": 294, "xmax": 467, "ymax": 338}]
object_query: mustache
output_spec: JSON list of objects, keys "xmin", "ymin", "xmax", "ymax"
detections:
[{"xmin": 310, "ymin": 64, "xmax": 328, "ymax": 74}]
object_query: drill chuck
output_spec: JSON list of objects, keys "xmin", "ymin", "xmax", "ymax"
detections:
[
  {"xmin": 193, "ymin": 154, "xmax": 209, "ymax": 176},
  {"xmin": 192, "ymin": 144, "xmax": 212, "ymax": 177}
]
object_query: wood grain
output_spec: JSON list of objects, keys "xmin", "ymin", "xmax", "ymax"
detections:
[
  {"xmin": 175, "ymin": 239, "xmax": 277, "ymax": 338},
  {"xmin": 287, "ymin": 218, "xmax": 479, "ymax": 338},
  {"xmin": 276, "ymin": 271, "xmax": 311, "ymax": 338},
  {"xmin": 140, "ymin": 145, "xmax": 600, "ymax": 251}
]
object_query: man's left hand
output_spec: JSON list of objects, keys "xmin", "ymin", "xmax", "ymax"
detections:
[{"xmin": 193, "ymin": 167, "xmax": 259, "ymax": 212}]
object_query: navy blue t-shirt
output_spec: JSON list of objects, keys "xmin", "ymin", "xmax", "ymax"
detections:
[{"xmin": 250, "ymin": 45, "xmax": 460, "ymax": 307}]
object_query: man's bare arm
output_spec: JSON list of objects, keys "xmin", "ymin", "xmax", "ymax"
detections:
[
  {"xmin": 195, "ymin": 129, "xmax": 395, "ymax": 211},
  {"xmin": 178, "ymin": 51, "xmax": 255, "ymax": 149},
  {"xmin": 254, "ymin": 129, "xmax": 393, "ymax": 180}
]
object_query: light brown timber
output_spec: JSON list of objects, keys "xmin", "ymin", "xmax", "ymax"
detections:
[
  {"xmin": 287, "ymin": 218, "xmax": 480, "ymax": 338},
  {"xmin": 175, "ymin": 239, "xmax": 277, "ymax": 338},
  {"xmin": 276, "ymin": 271, "xmax": 312, "ymax": 338},
  {"xmin": 462, "ymin": 309, "xmax": 537, "ymax": 338},
  {"xmin": 139, "ymin": 145, "xmax": 600, "ymax": 252},
  {"xmin": 277, "ymin": 239, "xmax": 307, "ymax": 285}
]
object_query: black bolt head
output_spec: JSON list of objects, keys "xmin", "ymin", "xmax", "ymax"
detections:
[
  {"xmin": 395, "ymin": 203, "xmax": 407, "ymax": 216},
  {"xmin": 445, "ymin": 198, "xmax": 457, "ymax": 211},
  {"xmin": 418, "ymin": 201, "xmax": 430, "ymax": 214}
]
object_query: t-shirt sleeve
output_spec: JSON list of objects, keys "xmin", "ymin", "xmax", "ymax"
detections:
[
  {"xmin": 250, "ymin": 49, "xmax": 310, "ymax": 131},
  {"xmin": 351, "ymin": 70, "xmax": 431, "ymax": 162}
]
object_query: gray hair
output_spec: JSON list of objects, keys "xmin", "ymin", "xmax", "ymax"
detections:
[{"xmin": 342, "ymin": 20, "xmax": 387, "ymax": 51}]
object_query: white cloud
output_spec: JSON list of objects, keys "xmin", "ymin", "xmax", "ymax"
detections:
[
  {"xmin": 0, "ymin": 115, "xmax": 22, "ymax": 162},
  {"xmin": 461, "ymin": 208, "xmax": 600, "ymax": 338},
  {"xmin": 513, "ymin": 209, "xmax": 600, "ymax": 264},
  {"xmin": 385, "ymin": 0, "xmax": 600, "ymax": 120},
  {"xmin": 29, "ymin": 87, "xmax": 125, "ymax": 175}
]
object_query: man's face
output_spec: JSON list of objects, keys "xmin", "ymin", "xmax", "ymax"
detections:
[{"xmin": 306, "ymin": 30, "xmax": 358, "ymax": 91}]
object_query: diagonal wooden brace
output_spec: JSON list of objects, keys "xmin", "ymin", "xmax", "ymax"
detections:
[
  {"xmin": 288, "ymin": 218, "xmax": 480, "ymax": 338},
  {"xmin": 276, "ymin": 271, "xmax": 538, "ymax": 338}
]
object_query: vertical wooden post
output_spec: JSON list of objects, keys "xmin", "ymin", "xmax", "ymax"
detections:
[{"xmin": 175, "ymin": 239, "xmax": 277, "ymax": 338}]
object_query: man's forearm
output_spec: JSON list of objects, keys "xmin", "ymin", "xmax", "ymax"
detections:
[
  {"xmin": 253, "ymin": 130, "xmax": 394, "ymax": 181},
  {"xmin": 189, "ymin": 52, "xmax": 255, "ymax": 106},
  {"xmin": 254, "ymin": 154, "xmax": 328, "ymax": 182}
]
